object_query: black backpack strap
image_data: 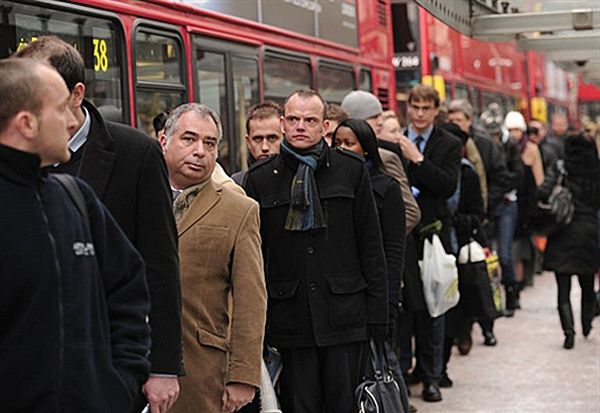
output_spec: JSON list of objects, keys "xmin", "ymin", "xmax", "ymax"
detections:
[{"xmin": 52, "ymin": 173, "xmax": 89, "ymax": 222}]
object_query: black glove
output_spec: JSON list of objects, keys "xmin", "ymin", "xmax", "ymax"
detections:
[{"xmin": 368, "ymin": 324, "xmax": 388, "ymax": 342}]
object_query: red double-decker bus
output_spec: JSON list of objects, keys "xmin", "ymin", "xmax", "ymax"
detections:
[
  {"xmin": 0, "ymin": 0, "xmax": 395, "ymax": 172},
  {"xmin": 391, "ymin": 1, "xmax": 577, "ymax": 126}
]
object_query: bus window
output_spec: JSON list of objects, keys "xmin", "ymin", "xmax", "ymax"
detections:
[
  {"xmin": 0, "ymin": 1, "xmax": 125, "ymax": 123},
  {"xmin": 196, "ymin": 51, "xmax": 227, "ymax": 120},
  {"xmin": 317, "ymin": 64, "xmax": 354, "ymax": 104},
  {"xmin": 134, "ymin": 29, "xmax": 185, "ymax": 136},
  {"xmin": 264, "ymin": 53, "xmax": 311, "ymax": 105},
  {"xmin": 196, "ymin": 51, "xmax": 229, "ymax": 167},
  {"xmin": 455, "ymin": 84, "xmax": 469, "ymax": 101},
  {"xmin": 193, "ymin": 36, "xmax": 259, "ymax": 173},
  {"xmin": 359, "ymin": 69, "xmax": 372, "ymax": 92},
  {"xmin": 136, "ymin": 90, "xmax": 182, "ymax": 135},
  {"xmin": 482, "ymin": 91, "xmax": 503, "ymax": 113},
  {"xmin": 444, "ymin": 83, "xmax": 452, "ymax": 104},
  {"xmin": 136, "ymin": 32, "xmax": 182, "ymax": 84},
  {"xmin": 506, "ymin": 95, "xmax": 518, "ymax": 111},
  {"xmin": 232, "ymin": 56, "xmax": 259, "ymax": 169},
  {"xmin": 470, "ymin": 86, "xmax": 481, "ymax": 117}
]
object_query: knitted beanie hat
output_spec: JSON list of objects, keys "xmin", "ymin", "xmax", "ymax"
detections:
[{"xmin": 341, "ymin": 90, "xmax": 383, "ymax": 120}]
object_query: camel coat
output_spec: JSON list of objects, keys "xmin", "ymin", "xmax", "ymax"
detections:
[
  {"xmin": 378, "ymin": 145, "xmax": 421, "ymax": 234},
  {"xmin": 171, "ymin": 179, "xmax": 267, "ymax": 412}
]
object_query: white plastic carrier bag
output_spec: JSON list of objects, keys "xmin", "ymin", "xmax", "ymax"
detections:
[
  {"xmin": 458, "ymin": 240, "xmax": 486, "ymax": 264},
  {"xmin": 419, "ymin": 234, "xmax": 460, "ymax": 318}
]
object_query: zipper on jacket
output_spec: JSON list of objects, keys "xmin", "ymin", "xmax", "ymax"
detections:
[{"xmin": 36, "ymin": 188, "xmax": 65, "ymax": 410}]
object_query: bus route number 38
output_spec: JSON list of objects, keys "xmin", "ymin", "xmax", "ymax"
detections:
[{"xmin": 93, "ymin": 38, "xmax": 109, "ymax": 72}]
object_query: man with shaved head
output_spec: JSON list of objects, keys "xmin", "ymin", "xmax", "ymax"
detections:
[
  {"xmin": 0, "ymin": 58, "xmax": 151, "ymax": 411},
  {"xmin": 16, "ymin": 35, "xmax": 182, "ymax": 412}
]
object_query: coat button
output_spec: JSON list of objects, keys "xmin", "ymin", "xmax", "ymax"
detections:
[
  {"xmin": 273, "ymin": 200, "xmax": 279, "ymax": 206},
  {"xmin": 278, "ymin": 291, "xmax": 284, "ymax": 296},
  {"xmin": 309, "ymin": 282, "xmax": 317, "ymax": 292},
  {"xmin": 273, "ymin": 169, "xmax": 279, "ymax": 175},
  {"xmin": 307, "ymin": 246, "xmax": 314, "ymax": 254}
]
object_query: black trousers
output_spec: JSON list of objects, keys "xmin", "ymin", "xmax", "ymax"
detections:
[
  {"xmin": 396, "ymin": 309, "xmax": 417, "ymax": 376},
  {"xmin": 397, "ymin": 309, "xmax": 445, "ymax": 384},
  {"xmin": 278, "ymin": 341, "xmax": 368, "ymax": 413},
  {"xmin": 555, "ymin": 272, "xmax": 595, "ymax": 306},
  {"xmin": 130, "ymin": 390, "xmax": 147, "ymax": 413}
]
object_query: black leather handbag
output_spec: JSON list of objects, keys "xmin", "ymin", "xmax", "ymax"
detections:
[
  {"xmin": 355, "ymin": 340, "xmax": 407, "ymax": 413},
  {"xmin": 530, "ymin": 160, "xmax": 574, "ymax": 236}
]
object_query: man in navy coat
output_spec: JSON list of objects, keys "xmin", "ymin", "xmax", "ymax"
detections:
[
  {"xmin": 0, "ymin": 57, "xmax": 151, "ymax": 412},
  {"xmin": 16, "ymin": 36, "xmax": 182, "ymax": 412}
]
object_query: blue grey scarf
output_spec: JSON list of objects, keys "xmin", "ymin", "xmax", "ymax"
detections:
[{"xmin": 281, "ymin": 139, "xmax": 327, "ymax": 231}]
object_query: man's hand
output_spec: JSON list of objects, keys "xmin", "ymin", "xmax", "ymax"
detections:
[
  {"xmin": 221, "ymin": 383, "xmax": 256, "ymax": 413},
  {"xmin": 521, "ymin": 141, "xmax": 538, "ymax": 166},
  {"xmin": 143, "ymin": 376, "xmax": 180, "ymax": 413},
  {"xmin": 398, "ymin": 135, "xmax": 424, "ymax": 164},
  {"xmin": 381, "ymin": 132, "xmax": 405, "ymax": 146}
]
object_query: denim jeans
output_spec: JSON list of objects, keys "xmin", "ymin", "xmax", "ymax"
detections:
[{"xmin": 491, "ymin": 200, "xmax": 518, "ymax": 286}]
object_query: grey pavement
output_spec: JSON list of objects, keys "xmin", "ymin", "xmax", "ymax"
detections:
[{"xmin": 410, "ymin": 272, "xmax": 600, "ymax": 413}]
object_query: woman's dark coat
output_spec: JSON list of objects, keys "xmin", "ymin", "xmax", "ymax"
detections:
[
  {"xmin": 371, "ymin": 172, "xmax": 406, "ymax": 320},
  {"xmin": 455, "ymin": 163, "xmax": 487, "ymax": 249},
  {"xmin": 446, "ymin": 162, "xmax": 490, "ymax": 337},
  {"xmin": 538, "ymin": 135, "xmax": 600, "ymax": 275}
]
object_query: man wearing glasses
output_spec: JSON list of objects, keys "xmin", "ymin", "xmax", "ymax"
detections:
[
  {"xmin": 244, "ymin": 89, "xmax": 388, "ymax": 413},
  {"xmin": 397, "ymin": 84, "xmax": 462, "ymax": 403}
]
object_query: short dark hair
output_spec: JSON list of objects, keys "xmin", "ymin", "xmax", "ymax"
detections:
[
  {"xmin": 408, "ymin": 84, "xmax": 440, "ymax": 108},
  {"xmin": 14, "ymin": 35, "xmax": 85, "ymax": 92},
  {"xmin": 332, "ymin": 118, "xmax": 382, "ymax": 171},
  {"xmin": 325, "ymin": 104, "xmax": 348, "ymax": 123},
  {"xmin": 0, "ymin": 59, "xmax": 48, "ymax": 133},
  {"xmin": 284, "ymin": 89, "xmax": 327, "ymax": 119},
  {"xmin": 153, "ymin": 110, "xmax": 171, "ymax": 136},
  {"xmin": 245, "ymin": 101, "xmax": 282, "ymax": 135}
]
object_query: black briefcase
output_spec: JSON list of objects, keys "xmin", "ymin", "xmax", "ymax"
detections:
[{"xmin": 355, "ymin": 339, "xmax": 407, "ymax": 413}]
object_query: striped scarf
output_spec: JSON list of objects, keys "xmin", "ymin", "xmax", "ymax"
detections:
[{"xmin": 281, "ymin": 139, "xmax": 327, "ymax": 231}]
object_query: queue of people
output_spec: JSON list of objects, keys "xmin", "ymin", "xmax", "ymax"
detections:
[{"xmin": 1, "ymin": 34, "xmax": 599, "ymax": 413}]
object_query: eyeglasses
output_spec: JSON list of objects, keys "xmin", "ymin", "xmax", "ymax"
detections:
[{"xmin": 284, "ymin": 115, "xmax": 321, "ymax": 127}]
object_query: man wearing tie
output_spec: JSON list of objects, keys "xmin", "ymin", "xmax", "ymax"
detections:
[{"xmin": 397, "ymin": 85, "xmax": 462, "ymax": 402}]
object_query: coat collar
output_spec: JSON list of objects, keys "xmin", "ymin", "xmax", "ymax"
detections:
[
  {"xmin": 177, "ymin": 179, "xmax": 222, "ymax": 237},
  {"xmin": 0, "ymin": 143, "xmax": 42, "ymax": 187},
  {"xmin": 370, "ymin": 172, "xmax": 391, "ymax": 198},
  {"xmin": 78, "ymin": 99, "xmax": 116, "ymax": 199}
]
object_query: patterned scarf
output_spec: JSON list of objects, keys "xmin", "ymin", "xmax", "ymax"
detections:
[
  {"xmin": 173, "ymin": 180, "xmax": 210, "ymax": 224},
  {"xmin": 281, "ymin": 139, "xmax": 327, "ymax": 231}
]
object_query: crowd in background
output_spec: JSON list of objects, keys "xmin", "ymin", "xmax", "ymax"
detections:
[{"xmin": 1, "ymin": 34, "xmax": 599, "ymax": 413}]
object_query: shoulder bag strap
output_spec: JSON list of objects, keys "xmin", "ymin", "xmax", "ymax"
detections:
[
  {"xmin": 52, "ymin": 173, "xmax": 90, "ymax": 224},
  {"xmin": 556, "ymin": 159, "xmax": 567, "ymax": 186}
]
